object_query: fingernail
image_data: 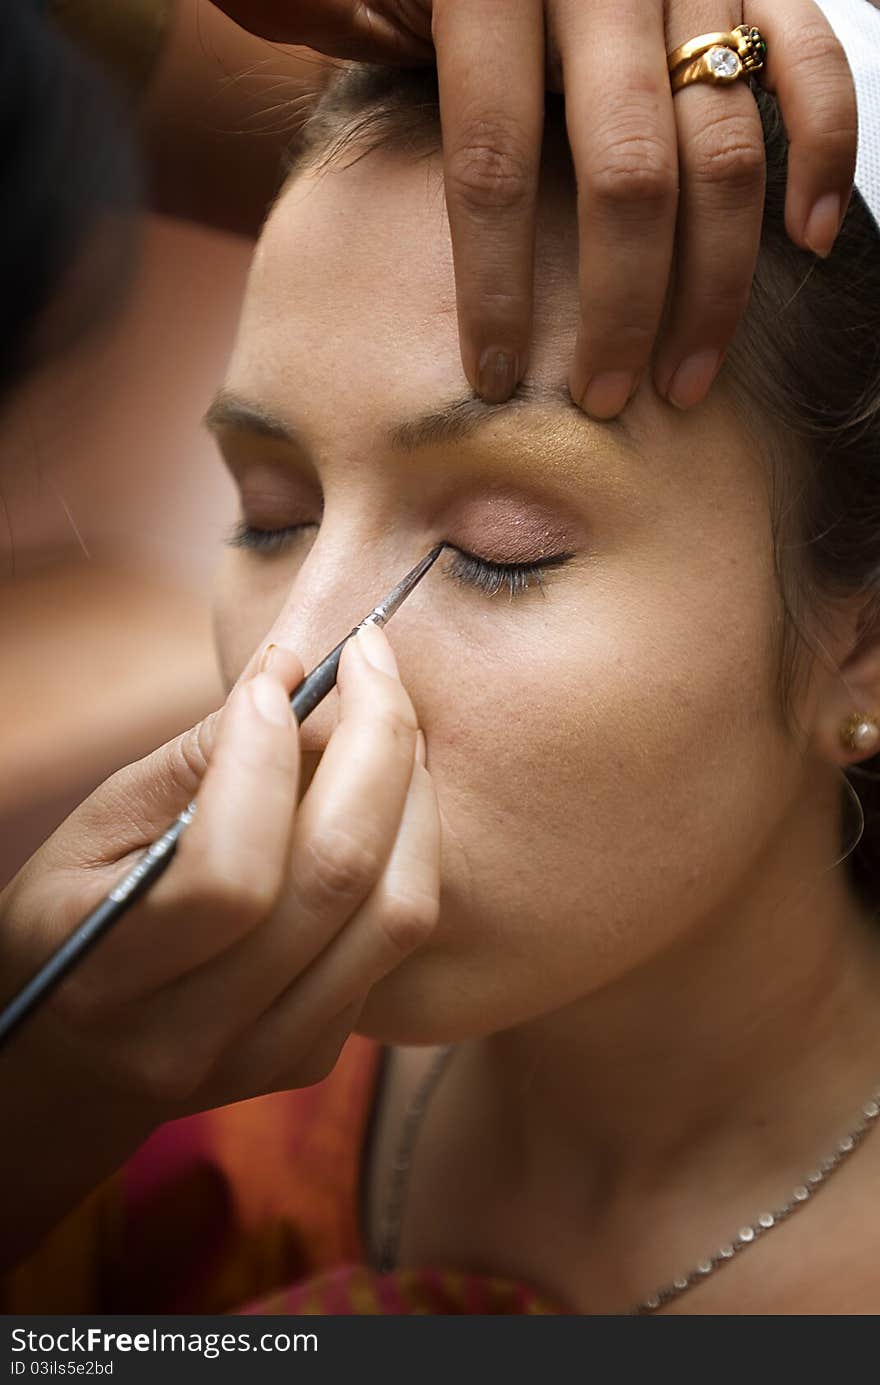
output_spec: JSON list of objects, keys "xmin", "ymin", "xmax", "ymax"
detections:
[
  {"xmin": 579, "ymin": 371, "xmax": 635, "ymax": 420},
  {"xmin": 250, "ymin": 672, "xmax": 292, "ymax": 727},
  {"xmin": 415, "ymin": 730, "xmax": 427, "ymax": 766},
  {"xmin": 666, "ymin": 350, "xmax": 722, "ymax": 411},
  {"xmin": 356, "ymin": 622, "xmax": 400, "ymax": 678},
  {"xmin": 803, "ymin": 192, "xmax": 841, "ymax": 258},
  {"xmin": 477, "ymin": 348, "xmax": 519, "ymax": 404},
  {"xmin": 259, "ymin": 643, "xmax": 278, "ymax": 674}
]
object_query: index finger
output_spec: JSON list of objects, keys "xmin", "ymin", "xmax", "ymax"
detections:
[
  {"xmin": 433, "ymin": 0, "xmax": 545, "ymax": 402},
  {"xmin": 75, "ymin": 668, "xmax": 301, "ymax": 1004}
]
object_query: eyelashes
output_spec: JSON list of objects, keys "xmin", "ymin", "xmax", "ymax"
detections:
[
  {"xmin": 443, "ymin": 548, "xmax": 573, "ymax": 598},
  {"xmin": 228, "ymin": 522, "xmax": 573, "ymax": 598},
  {"xmin": 227, "ymin": 520, "xmax": 315, "ymax": 555}
]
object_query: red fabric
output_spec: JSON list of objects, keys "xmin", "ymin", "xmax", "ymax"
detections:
[{"xmin": 108, "ymin": 1035, "xmax": 383, "ymax": 1313}]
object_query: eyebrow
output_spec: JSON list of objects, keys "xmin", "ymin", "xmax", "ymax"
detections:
[
  {"xmin": 204, "ymin": 379, "xmax": 639, "ymax": 452},
  {"xmin": 204, "ymin": 393, "xmax": 294, "ymax": 442}
]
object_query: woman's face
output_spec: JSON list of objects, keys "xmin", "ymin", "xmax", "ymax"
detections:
[{"xmin": 211, "ymin": 145, "xmax": 817, "ymax": 1042}]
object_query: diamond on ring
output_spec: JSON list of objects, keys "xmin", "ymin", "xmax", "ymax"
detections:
[{"xmin": 707, "ymin": 46, "xmax": 742, "ymax": 79}]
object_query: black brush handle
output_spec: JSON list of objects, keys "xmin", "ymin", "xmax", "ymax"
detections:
[
  {"xmin": 0, "ymin": 803, "xmax": 195, "ymax": 1047},
  {"xmin": 289, "ymin": 631, "xmax": 355, "ymax": 724}
]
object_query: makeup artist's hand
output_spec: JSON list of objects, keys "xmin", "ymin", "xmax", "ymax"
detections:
[
  {"xmin": 0, "ymin": 625, "xmax": 438, "ymax": 1162},
  {"xmin": 211, "ymin": 0, "xmax": 857, "ymax": 417}
]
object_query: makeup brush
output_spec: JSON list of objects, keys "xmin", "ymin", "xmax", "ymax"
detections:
[{"xmin": 0, "ymin": 545, "xmax": 444, "ymax": 1048}]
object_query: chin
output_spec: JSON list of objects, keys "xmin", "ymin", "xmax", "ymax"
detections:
[
  {"xmin": 355, "ymin": 976, "xmax": 466, "ymax": 1047},
  {"xmin": 353, "ymin": 943, "xmax": 556, "ymax": 1047},
  {"xmin": 354, "ymin": 949, "xmax": 498, "ymax": 1046}
]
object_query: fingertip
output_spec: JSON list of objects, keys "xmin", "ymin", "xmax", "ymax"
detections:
[
  {"xmin": 259, "ymin": 642, "xmax": 306, "ymax": 690},
  {"xmin": 355, "ymin": 623, "xmax": 400, "ymax": 678},
  {"xmin": 664, "ymin": 349, "xmax": 723, "ymax": 411},
  {"xmin": 578, "ymin": 371, "xmax": 639, "ymax": 421},
  {"xmin": 801, "ymin": 191, "xmax": 843, "ymax": 259},
  {"xmin": 569, "ymin": 359, "xmax": 645, "ymax": 421},
  {"xmin": 337, "ymin": 625, "xmax": 401, "ymax": 698},
  {"xmin": 475, "ymin": 347, "xmax": 521, "ymax": 404}
]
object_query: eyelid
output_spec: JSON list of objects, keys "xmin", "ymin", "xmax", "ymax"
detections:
[{"xmin": 222, "ymin": 454, "xmax": 323, "ymax": 527}]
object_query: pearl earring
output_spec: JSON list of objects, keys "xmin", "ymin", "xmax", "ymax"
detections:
[{"xmin": 840, "ymin": 713, "xmax": 880, "ymax": 755}]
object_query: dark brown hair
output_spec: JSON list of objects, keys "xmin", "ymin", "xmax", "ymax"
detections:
[
  {"xmin": 0, "ymin": 7, "xmax": 138, "ymax": 405},
  {"xmin": 289, "ymin": 64, "xmax": 880, "ymax": 909}
]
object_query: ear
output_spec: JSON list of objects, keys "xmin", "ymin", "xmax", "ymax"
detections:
[{"xmin": 814, "ymin": 603, "xmax": 880, "ymax": 768}]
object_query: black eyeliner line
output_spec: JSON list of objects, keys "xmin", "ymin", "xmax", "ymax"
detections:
[{"xmin": 444, "ymin": 546, "xmax": 575, "ymax": 571}]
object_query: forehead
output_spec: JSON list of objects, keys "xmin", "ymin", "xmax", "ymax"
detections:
[{"xmin": 227, "ymin": 149, "xmax": 580, "ymax": 450}]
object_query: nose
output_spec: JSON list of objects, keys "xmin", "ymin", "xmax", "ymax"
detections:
[
  {"xmin": 257, "ymin": 562, "xmax": 389, "ymax": 759},
  {"xmin": 248, "ymin": 540, "xmax": 438, "ymax": 767},
  {"xmin": 271, "ymin": 618, "xmax": 355, "ymax": 761}
]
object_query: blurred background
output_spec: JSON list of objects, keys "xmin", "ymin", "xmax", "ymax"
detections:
[{"xmin": 0, "ymin": 1, "xmax": 322, "ymax": 883}]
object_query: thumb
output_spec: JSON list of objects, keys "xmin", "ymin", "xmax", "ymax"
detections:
[{"xmin": 51, "ymin": 707, "xmax": 224, "ymax": 871}]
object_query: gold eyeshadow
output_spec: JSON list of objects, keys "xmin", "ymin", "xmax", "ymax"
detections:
[{"xmin": 410, "ymin": 412, "xmax": 639, "ymax": 533}]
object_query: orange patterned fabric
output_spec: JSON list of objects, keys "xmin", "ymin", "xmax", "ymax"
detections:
[
  {"xmin": 243, "ymin": 1264, "xmax": 564, "ymax": 1315},
  {"xmin": 2, "ymin": 1035, "xmax": 567, "ymax": 1316}
]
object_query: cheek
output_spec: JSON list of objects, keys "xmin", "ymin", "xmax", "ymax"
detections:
[
  {"xmin": 362, "ymin": 561, "xmax": 795, "ymax": 1040},
  {"xmin": 430, "ymin": 567, "xmax": 783, "ymax": 869},
  {"xmin": 432, "ymin": 620, "xmax": 772, "ymax": 892}
]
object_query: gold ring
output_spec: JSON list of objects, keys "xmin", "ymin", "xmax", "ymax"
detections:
[{"xmin": 667, "ymin": 24, "xmax": 768, "ymax": 94}]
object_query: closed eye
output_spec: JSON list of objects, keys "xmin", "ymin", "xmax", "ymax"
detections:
[
  {"xmin": 228, "ymin": 524, "xmax": 574, "ymax": 599},
  {"xmin": 227, "ymin": 520, "xmax": 316, "ymax": 554},
  {"xmin": 444, "ymin": 547, "xmax": 573, "ymax": 598}
]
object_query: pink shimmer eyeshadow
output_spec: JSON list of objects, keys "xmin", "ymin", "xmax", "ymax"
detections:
[{"xmin": 445, "ymin": 492, "xmax": 581, "ymax": 564}]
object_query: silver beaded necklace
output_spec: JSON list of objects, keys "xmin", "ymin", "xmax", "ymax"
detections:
[{"xmin": 375, "ymin": 1043, "xmax": 880, "ymax": 1315}]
